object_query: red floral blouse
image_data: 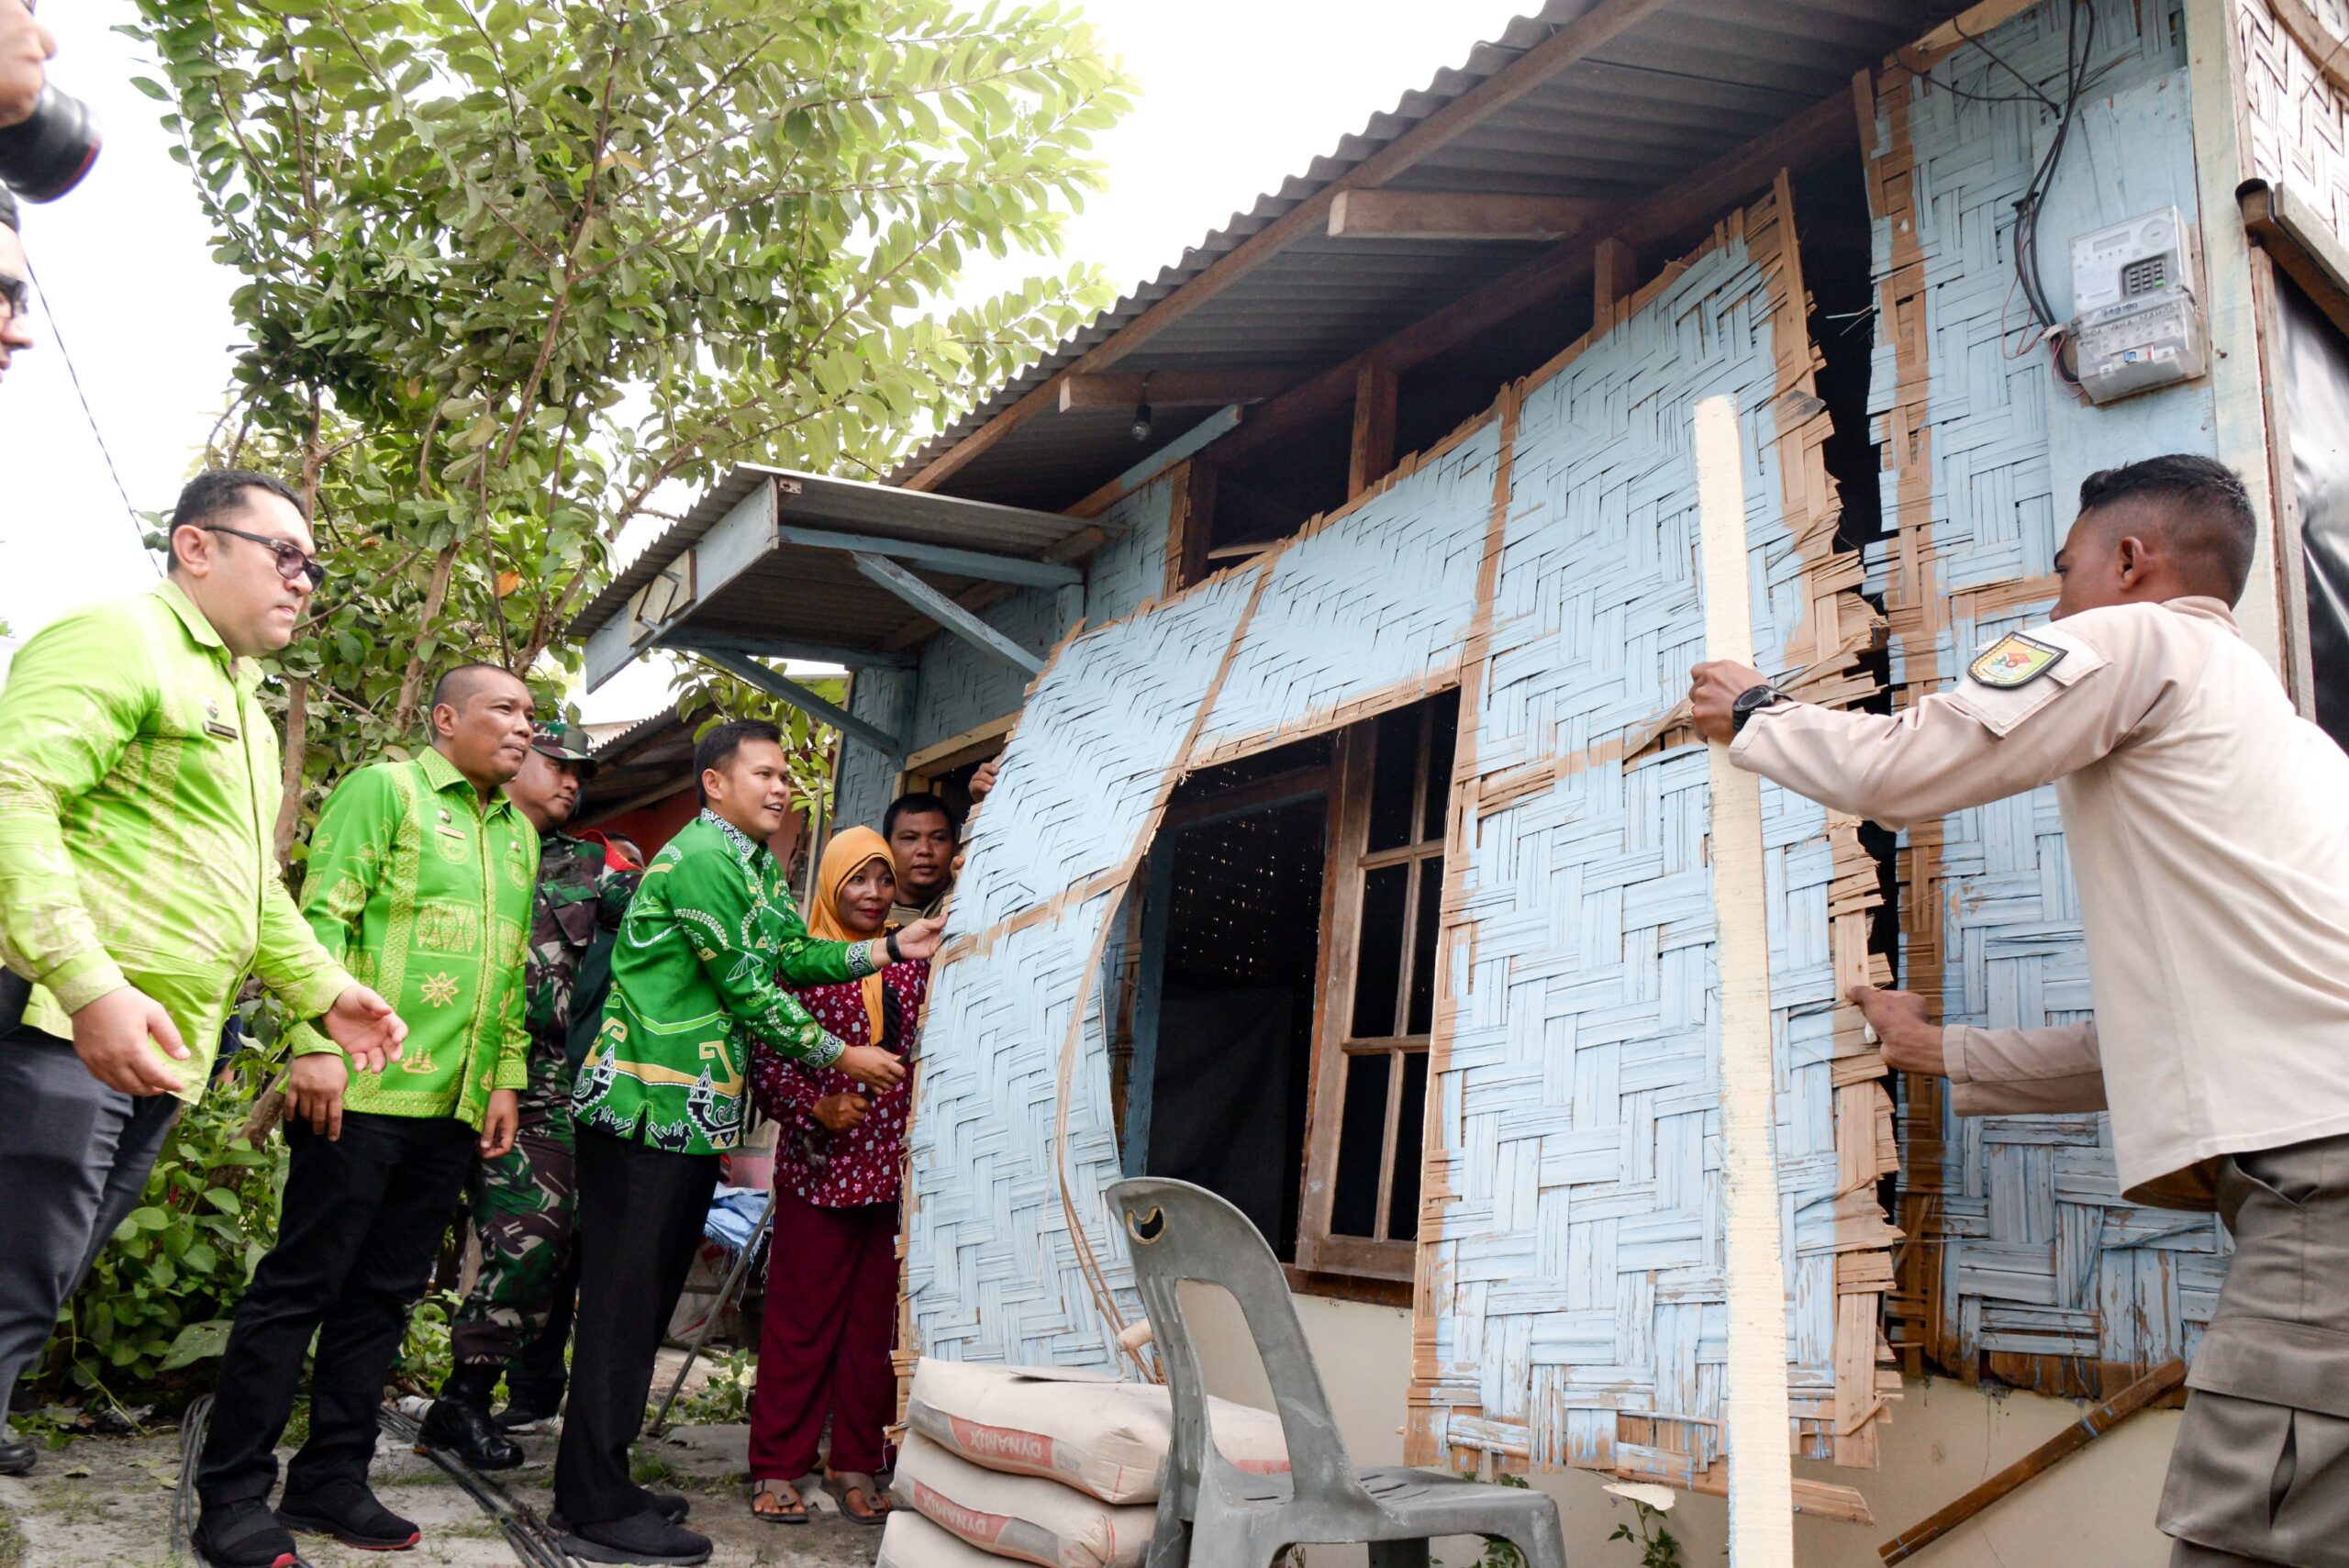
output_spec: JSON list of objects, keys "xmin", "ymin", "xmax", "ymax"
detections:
[{"xmin": 747, "ymin": 960, "xmax": 928, "ymax": 1208}]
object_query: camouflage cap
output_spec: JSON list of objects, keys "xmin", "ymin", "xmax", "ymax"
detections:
[{"xmin": 530, "ymin": 719, "xmax": 598, "ymax": 771}]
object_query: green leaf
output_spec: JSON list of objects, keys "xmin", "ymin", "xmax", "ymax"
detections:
[{"xmin": 161, "ymin": 1319, "xmax": 235, "ymax": 1371}]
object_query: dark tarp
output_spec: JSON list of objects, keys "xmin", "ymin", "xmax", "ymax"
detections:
[{"xmin": 2277, "ymin": 273, "xmax": 2349, "ymax": 752}]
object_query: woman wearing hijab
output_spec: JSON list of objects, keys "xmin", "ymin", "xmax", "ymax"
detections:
[{"xmin": 744, "ymin": 826, "xmax": 926, "ymax": 1527}]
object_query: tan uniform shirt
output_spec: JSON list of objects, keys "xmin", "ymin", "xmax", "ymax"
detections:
[
  {"xmin": 1732, "ymin": 596, "xmax": 2349, "ymax": 1208},
  {"xmin": 888, "ymin": 886, "xmax": 949, "ymax": 929}
]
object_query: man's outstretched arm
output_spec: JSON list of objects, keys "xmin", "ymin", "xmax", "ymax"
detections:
[{"xmin": 1851, "ymin": 984, "xmax": 2107, "ymax": 1116}]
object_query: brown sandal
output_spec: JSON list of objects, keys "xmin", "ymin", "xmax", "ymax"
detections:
[
  {"xmin": 751, "ymin": 1476, "xmax": 809, "ymax": 1526},
  {"xmin": 824, "ymin": 1471, "xmax": 890, "ymax": 1525}
]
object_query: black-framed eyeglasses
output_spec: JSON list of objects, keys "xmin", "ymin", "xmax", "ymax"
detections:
[
  {"xmin": 201, "ymin": 524, "xmax": 327, "ymax": 590},
  {"xmin": 0, "ymin": 274, "xmax": 28, "ymax": 324}
]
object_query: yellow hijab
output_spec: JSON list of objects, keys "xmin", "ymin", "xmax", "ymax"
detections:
[{"xmin": 807, "ymin": 826, "xmax": 895, "ymax": 1046}]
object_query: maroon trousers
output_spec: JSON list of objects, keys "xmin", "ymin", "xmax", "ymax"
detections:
[{"xmin": 748, "ymin": 1189, "xmax": 898, "ymax": 1480}]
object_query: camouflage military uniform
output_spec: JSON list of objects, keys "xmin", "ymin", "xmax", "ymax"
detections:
[{"xmin": 448, "ymin": 812, "xmax": 637, "ymax": 1378}]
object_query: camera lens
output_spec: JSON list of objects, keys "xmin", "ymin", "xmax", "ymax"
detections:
[{"xmin": 0, "ymin": 85, "xmax": 104, "ymax": 203}]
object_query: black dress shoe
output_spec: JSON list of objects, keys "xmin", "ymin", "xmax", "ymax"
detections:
[
  {"xmin": 275, "ymin": 1480, "xmax": 420, "ymax": 1551},
  {"xmin": 0, "ymin": 1433, "xmax": 33, "ymax": 1476},
  {"xmin": 549, "ymin": 1490, "xmax": 686, "ymax": 1531},
  {"xmin": 191, "ymin": 1501, "xmax": 300, "ymax": 1568},
  {"xmin": 560, "ymin": 1507, "xmax": 712, "ymax": 1565},
  {"xmin": 419, "ymin": 1395, "xmax": 524, "ymax": 1472}
]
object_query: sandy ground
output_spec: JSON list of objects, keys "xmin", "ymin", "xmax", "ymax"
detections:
[{"xmin": 0, "ymin": 1353, "xmax": 884, "ymax": 1568}]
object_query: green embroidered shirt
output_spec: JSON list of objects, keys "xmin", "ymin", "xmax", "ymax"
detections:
[
  {"xmin": 0, "ymin": 582, "xmax": 355, "ymax": 1099},
  {"xmin": 285, "ymin": 747, "xmax": 538, "ymax": 1128},
  {"xmin": 574, "ymin": 810, "xmax": 873, "ymax": 1155}
]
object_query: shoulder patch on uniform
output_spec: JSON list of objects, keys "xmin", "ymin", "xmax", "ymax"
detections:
[{"xmin": 1967, "ymin": 631, "xmax": 2068, "ymax": 689}]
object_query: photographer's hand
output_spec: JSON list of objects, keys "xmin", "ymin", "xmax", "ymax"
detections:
[{"xmin": 0, "ymin": 0, "xmax": 53, "ymax": 129}]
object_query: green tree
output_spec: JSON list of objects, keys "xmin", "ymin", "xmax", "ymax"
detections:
[{"xmin": 129, "ymin": 0, "xmax": 1127, "ymax": 837}]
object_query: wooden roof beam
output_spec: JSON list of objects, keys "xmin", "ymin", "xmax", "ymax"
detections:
[
  {"xmin": 902, "ymin": 0, "xmax": 1678, "ymax": 492},
  {"xmin": 1327, "ymin": 190, "xmax": 1614, "ymax": 241},
  {"xmin": 1209, "ymin": 85, "xmax": 1861, "ymax": 470},
  {"xmin": 1058, "ymin": 370, "xmax": 1293, "ymax": 411}
]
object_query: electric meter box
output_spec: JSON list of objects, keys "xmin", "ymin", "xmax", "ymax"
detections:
[{"xmin": 2068, "ymin": 206, "xmax": 2209, "ymax": 405}]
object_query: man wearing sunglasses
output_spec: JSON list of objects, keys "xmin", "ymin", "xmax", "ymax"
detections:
[
  {"xmin": 0, "ymin": 469, "xmax": 407, "ymax": 1482},
  {"xmin": 0, "ymin": 184, "xmax": 34, "ymax": 382}
]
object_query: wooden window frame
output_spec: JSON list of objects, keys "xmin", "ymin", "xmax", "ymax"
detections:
[
  {"xmin": 1294, "ymin": 695, "xmax": 1455, "ymax": 1281},
  {"xmin": 894, "ymin": 714, "xmax": 1017, "ymax": 799}
]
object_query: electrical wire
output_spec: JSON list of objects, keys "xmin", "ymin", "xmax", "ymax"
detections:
[
  {"xmin": 23, "ymin": 260, "xmax": 158, "ymax": 568},
  {"xmin": 2010, "ymin": 0, "xmax": 2099, "ymax": 334},
  {"xmin": 374, "ymin": 1404, "xmax": 573, "ymax": 1568}
]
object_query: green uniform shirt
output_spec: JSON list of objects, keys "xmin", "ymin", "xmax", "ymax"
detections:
[
  {"xmin": 523, "ymin": 830, "xmax": 638, "ymax": 1094},
  {"xmin": 0, "ymin": 582, "xmax": 354, "ymax": 1098},
  {"xmin": 286, "ymin": 747, "xmax": 538, "ymax": 1128},
  {"xmin": 574, "ymin": 809, "xmax": 873, "ymax": 1155}
]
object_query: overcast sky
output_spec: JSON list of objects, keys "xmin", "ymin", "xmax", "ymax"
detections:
[{"xmin": 0, "ymin": 0, "xmax": 1531, "ymax": 721}]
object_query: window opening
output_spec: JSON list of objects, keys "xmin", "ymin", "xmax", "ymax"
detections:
[{"xmin": 1301, "ymin": 688, "xmax": 1460, "ymax": 1276}]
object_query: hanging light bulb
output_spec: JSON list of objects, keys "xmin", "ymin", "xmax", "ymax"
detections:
[{"xmin": 1130, "ymin": 401, "xmax": 1153, "ymax": 443}]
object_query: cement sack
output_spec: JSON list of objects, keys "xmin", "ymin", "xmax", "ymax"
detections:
[
  {"xmin": 892, "ymin": 1431, "xmax": 1156, "ymax": 1568},
  {"xmin": 904, "ymin": 1357, "xmax": 1289, "ymax": 1505},
  {"xmin": 879, "ymin": 1508, "xmax": 1015, "ymax": 1568}
]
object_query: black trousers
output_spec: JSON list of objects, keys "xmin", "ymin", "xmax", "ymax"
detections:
[
  {"xmin": 197, "ymin": 1110, "xmax": 475, "ymax": 1508},
  {"xmin": 0, "ymin": 1025, "xmax": 181, "ymax": 1407},
  {"xmin": 553, "ymin": 1126, "xmax": 718, "ymax": 1527}
]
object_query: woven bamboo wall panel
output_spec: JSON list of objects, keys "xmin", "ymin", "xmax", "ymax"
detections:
[
  {"xmin": 1191, "ymin": 419, "xmax": 1499, "ymax": 764},
  {"xmin": 903, "ymin": 892, "xmax": 1137, "ymax": 1370},
  {"xmin": 907, "ymin": 475, "xmax": 1178, "ymax": 756},
  {"xmin": 1415, "ymin": 194, "xmax": 1897, "ymax": 1490},
  {"xmin": 947, "ymin": 573, "xmax": 1261, "ymax": 939},
  {"xmin": 911, "ymin": 588, "xmax": 1072, "ymax": 756},
  {"xmin": 840, "ymin": 667, "xmax": 914, "ymax": 834},
  {"xmin": 1864, "ymin": 0, "xmax": 2230, "ymax": 1398},
  {"xmin": 2239, "ymin": 0, "xmax": 2349, "ymax": 242}
]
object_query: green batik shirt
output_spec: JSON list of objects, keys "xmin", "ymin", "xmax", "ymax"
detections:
[
  {"xmin": 522, "ymin": 831, "xmax": 638, "ymax": 1103},
  {"xmin": 284, "ymin": 748, "xmax": 538, "ymax": 1128},
  {"xmin": 0, "ymin": 582, "xmax": 354, "ymax": 1099},
  {"xmin": 574, "ymin": 809, "xmax": 873, "ymax": 1155}
]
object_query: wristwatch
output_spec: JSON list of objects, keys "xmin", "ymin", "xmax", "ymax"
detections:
[
  {"xmin": 885, "ymin": 930, "xmax": 903, "ymax": 964},
  {"xmin": 1730, "ymin": 684, "xmax": 1787, "ymax": 737}
]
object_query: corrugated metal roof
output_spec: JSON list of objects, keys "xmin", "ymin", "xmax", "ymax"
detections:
[{"xmin": 891, "ymin": 0, "xmax": 1960, "ymax": 508}]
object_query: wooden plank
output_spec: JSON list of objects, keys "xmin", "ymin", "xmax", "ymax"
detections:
[
  {"xmin": 1877, "ymin": 1360, "xmax": 2187, "ymax": 1564},
  {"xmin": 2262, "ymin": 0, "xmax": 2349, "ymax": 97},
  {"xmin": 1121, "ymin": 842, "xmax": 1177, "ymax": 1178},
  {"xmin": 1059, "ymin": 370, "xmax": 1292, "ymax": 410},
  {"xmin": 1593, "ymin": 238, "xmax": 1640, "ymax": 321},
  {"xmin": 851, "ymin": 553, "xmax": 1046, "ymax": 675},
  {"xmin": 2187, "ymin": 0, "xmax": 2286, "ymax": 673},
  {"xmin": 903, "ymin": 713, "xmax": 1019, "ymax": 776},
  {"xmin": 1067, "ymin": 405, "xmax": 1243, "ymax": 523},
  {"xmin": 901, "ymin": 0, "xmax": 1676, "ymax": 491},
  {"xmin": 1350, "ymin": 362, "xmax": 1400, "ymax": 498},
  {"xmin": 1695, "ymin": 393, "xmax": 1795, "ymax": 1568},
  {"xmin": 2243, "ymin": 181, "xmax": 2349, "ymax": 342},
  {"xmin": 1210, "ymin": 88, "xmax": 1860, "ymax": 470},
  {"xmin": 1892, "ymin": 0, "xmax": 2052, "ymax": 75},
  {"xmin": 1328, "ymin": 189, "xmax": 1613, "ymax": 240}
]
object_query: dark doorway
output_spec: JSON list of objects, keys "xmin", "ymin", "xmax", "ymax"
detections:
[{"xmin": 1126, "ymin": 738, "xmax": 1331, "ymax": 1261}]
